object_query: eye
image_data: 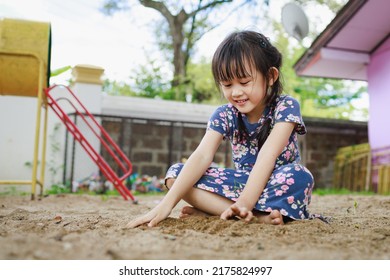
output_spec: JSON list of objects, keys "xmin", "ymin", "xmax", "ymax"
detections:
[
  {"xmin": 240, "ymin": 79, "xmax": 251, "ymax": 85},
  {"xmin": 221, "ymin": 82, "xmax": 232, "ymax": 88}
]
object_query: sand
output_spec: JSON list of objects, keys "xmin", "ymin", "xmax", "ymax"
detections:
[{"xmin": 0, "ymin": 193, "xmax": 389, "ymax": 260}]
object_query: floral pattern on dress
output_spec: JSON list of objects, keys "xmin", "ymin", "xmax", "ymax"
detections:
[{"xmin": 166, "ymin": 95, "xmax": 318, "ymax": 220}]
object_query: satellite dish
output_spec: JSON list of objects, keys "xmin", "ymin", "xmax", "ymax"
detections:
[{"xmin": 281, "ymin": 2, "xmax": 309, "ymax": 41}]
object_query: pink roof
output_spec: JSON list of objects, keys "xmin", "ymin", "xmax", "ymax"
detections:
[{"xmin": 294, "ymin": 0, "xmax": 390, "ymax": 81}]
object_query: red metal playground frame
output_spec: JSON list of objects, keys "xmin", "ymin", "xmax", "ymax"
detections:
[{"xmin": 45, "ymin": 84, "xmax": 137, "ymax": 203}]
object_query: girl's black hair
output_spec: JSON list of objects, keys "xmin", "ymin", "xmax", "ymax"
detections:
[{"xmin": 211, "ymin": 30, "xmax": 283, "ymax": 150}]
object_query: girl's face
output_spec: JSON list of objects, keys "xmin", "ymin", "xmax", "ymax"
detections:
[{"xmin": 220, "ymin": 66, "xmax": 268, "ymax": 123}]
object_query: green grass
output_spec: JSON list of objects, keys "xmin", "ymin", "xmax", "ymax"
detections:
[
  {"xmin": 45, "ymin": 184, "xmax": 70, "ymax": 195},
  {"xmin": 0, "ymin": 186, "xmax": 30, "ymax": 196},
  {"xmin": 313, "ymin": 188, "xmax": 376, "ymax": 196}
]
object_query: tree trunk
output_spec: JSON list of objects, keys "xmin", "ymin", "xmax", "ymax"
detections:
[{"xmin": 170, "ymin": 10, "xmax": 187, "ymax": 87}]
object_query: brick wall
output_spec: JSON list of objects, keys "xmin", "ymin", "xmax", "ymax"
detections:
[{"xmin": 100, "ymin": 116, "xmax": 367, "ymax": 189}]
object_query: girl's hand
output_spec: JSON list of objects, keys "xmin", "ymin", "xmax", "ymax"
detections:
[
  {"xmin": 220, "ymin": 203, "xmax": 254, "ymax": 222},
  {"xmin": 126, "ymin": 203, "xmax": 172, "ymax": 228}
]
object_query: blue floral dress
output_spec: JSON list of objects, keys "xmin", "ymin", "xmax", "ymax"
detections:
[{"xmin": 166, "ymin": 95, "xmax": 316, "ymax": 220}]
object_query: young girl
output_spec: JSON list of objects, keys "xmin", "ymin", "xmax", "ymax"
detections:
[{"xmin": 128, "ymin": 30, "xmax": 316, "ymax": 228}]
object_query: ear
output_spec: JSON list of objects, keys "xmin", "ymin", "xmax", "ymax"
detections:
[{"xmin": 268, "ymin": 67, "xmax": 279, "ymax": 86}]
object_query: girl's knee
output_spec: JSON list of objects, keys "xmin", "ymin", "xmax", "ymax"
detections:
[{"xmin": 165, "ymin": 178, "xmax": 175, "ymax": 189}]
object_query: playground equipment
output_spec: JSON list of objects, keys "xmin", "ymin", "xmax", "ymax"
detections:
[
  {"xmin": 0, "ymin": 18, "xmax": 51, "ymax": 199},
  {"xmin": 0, "ymin": 18, "xmax": 136, "ymax": 202},
  {"xmin": 45, "ymin": 84, "xmax": 136, "ymax": 202}
]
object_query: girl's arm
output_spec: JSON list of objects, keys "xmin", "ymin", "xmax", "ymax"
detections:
[
  {"xmin": 221, "ymin": 122, "xmax": 296, "ymax": 220},
  {"xmin": 127, "ymin": 129, "xmax": 223, "ymax": 228}
]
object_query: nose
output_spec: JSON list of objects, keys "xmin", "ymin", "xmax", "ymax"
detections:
[{"xmin": 231, "ymin": 85, "xmax": 243, "ymax": 97}]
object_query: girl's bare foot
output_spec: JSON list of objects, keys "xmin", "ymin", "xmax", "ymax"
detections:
[
  {"xmin": 179, "ymin": 206, "xmax": 210, "ymax": 219},
  {"xmin": 255, "ymin": 209, "xmax": 284, "ymax": 225}
]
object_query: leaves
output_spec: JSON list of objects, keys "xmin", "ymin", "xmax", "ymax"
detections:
[{"xmin": 50, "ymin": 66, "xmax": 71, "ymax": 77}]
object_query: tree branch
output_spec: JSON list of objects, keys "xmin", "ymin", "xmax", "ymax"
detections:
[
  {"xmin": 139, "ymin": 0, "xmax": 174, "ymax": 25},
  {"xmin": 191, "ymin": 0, "xmax": 254, "ymax": 45},
  {"xmin": 187, "ymin": 0, "xmax": 233, "ymax": 18},
  {"xmin": 184, "ymin": 0, "xmax": 204, "ymax": 68}
]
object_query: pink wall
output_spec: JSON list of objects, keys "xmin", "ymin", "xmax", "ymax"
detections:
[{"xmin": 367, "ymin": 37, "xmax": 390, "ymax": 149}]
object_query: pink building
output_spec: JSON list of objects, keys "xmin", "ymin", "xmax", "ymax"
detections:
[{"xmin": 294, "ymin": 0, "xmax": 390, "ymax": 192}]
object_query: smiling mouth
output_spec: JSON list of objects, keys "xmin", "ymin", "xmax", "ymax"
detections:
[{"xmin": 235, "ymin": 99, "xmax": 248, "ymax": 105}]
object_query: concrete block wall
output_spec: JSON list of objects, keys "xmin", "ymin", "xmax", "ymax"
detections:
[{"xmin": 101, "ymin": 118, "xmax": 233, "ymax": 179}]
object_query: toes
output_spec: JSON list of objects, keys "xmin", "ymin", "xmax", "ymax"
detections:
[
  {"xmin": 269, "ymin": 210, "xmax": 284, "ymax": 225},
  {"xmin": 272, "ymin": 217, "xmax": 281, "ymax": 225}
]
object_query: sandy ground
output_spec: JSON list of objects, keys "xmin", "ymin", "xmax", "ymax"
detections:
[{"xmin": 0, "ymin": 193, "xmax": 389, "ymax": 260}]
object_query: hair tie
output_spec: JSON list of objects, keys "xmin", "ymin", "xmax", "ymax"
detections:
[
  {"xmin": 259, "ymin": 36, "xmax": 270, "ymax": 48},
  {"xmin": 260, "ymin": 39, "xmax": 267, "ymax": 48}
]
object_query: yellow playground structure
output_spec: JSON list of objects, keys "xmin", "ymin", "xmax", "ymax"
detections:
[{"xmin": 0, "ymin": 18, "xmax": 51, "ymax": 199}]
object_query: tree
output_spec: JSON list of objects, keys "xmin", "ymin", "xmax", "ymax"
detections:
[
  {"xmin": 186, "ymin": 57, "xmax": 220, "ymax": 103},
  {"xmin": 102, "ymin": 79, "xmax": 136, "ymax": 96},
  {"xmin": 101, "ymin": 0, "xmax": 257, "ymax": 91}
]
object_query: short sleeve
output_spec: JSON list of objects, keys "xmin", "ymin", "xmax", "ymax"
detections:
[
  {"xmin": 274, "ymin": 96, "xmax": 306, "ymax": 134},
  {"xmin": 207, "ymin": 105, "xmax": 230, "ymax": 138}
]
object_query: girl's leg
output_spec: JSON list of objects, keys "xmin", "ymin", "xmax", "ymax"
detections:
[
  {"xmin": 166, "ymin": 178, "xmax": 283, "ymax": 225},
  {"xmin": 257, "ymin": 163, "xmax": 314, "ymax": 221},
  {"xmin": 166, "ymin": 178, "xmax": 233, "ymax": 216}
]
